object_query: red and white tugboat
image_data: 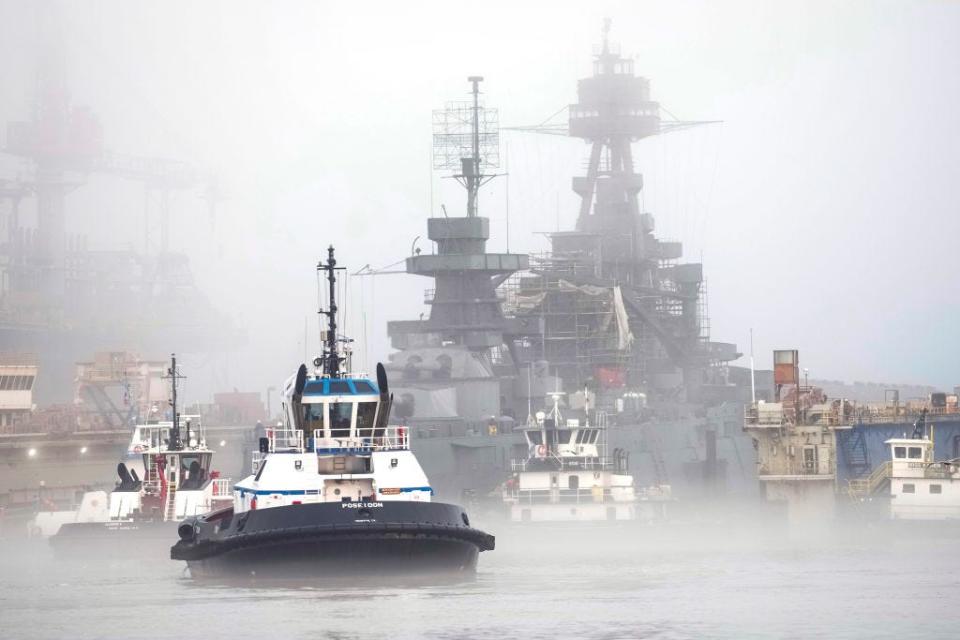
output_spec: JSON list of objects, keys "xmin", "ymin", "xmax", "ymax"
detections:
[
  {"xmin": 37, "ymin": 356, "xmax": 232, "ymax": 553},
  {"xmin": 171, "ymin": 248, "xmax": 494, "ymax": 579}
]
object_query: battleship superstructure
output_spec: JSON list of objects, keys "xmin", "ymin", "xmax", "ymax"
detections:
[
  {"xmin": 382, "ymin": 26, "xmax": 753, "ymax": 503},
  {"xmin": 505, "ymin": 27, "xmax": 739, "ymax": 409},
  {"xmin": 386, "ymin": 77, "xmax": 531, "ymax": 423}
]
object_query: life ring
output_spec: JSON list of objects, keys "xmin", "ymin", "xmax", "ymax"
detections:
[{"xmin": 536, "ymin": 444, "xmax": 547, "ymax": 457}]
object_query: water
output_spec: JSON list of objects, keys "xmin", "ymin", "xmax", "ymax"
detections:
[{"xmin": 2, "ymin": 517, "xmax": 958, "ymax": 639}]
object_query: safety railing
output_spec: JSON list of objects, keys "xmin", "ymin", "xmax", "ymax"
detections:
[
  {"xmin": 510, "ymin": 456, "xmax": 615, "ymax": 472},
  {"xmin": 848, "ymin": 461, "xmax": 892, "ymax": 497},
  {"xmin": 504, "ymin": 487, "xmax": 619, "ymax": 504},
  {"xmin": 211, "ymin": 478, "xmax": 232, "ymax": 498}
]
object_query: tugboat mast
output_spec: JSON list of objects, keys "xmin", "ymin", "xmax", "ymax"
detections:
[
  {"xmin": 318, "ymin": 245, "xmax": 345, "ymax": 378},
  {"xmin": 165, "ymin": 353, "xmax": 185, "ymax": 451}
]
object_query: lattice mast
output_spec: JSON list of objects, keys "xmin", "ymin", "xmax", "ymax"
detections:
[{"xmin": 432, "ymin": 76, "xmax": 500, "ymax": 217}]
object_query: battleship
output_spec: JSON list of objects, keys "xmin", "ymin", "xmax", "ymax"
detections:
[{"xmin": 378, "ymin": 26, "xmax": 758, "ymax": 506}]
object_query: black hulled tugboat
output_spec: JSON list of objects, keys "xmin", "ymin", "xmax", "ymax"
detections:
[{"xmin": 171, "ymin": 248, "xmax": 494, "ymax": 579}]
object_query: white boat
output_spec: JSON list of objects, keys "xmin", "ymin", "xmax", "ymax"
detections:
[
  {"xmin": 503, "ymin": 392, "xmax": 671, "ymax": 522},
  {"xmin": 887, "ymin": 413, "xmax": 960, "ymax": 520},
  {"xmin": 171, "ymin": 247, "xmax": 494, "ymax": 579},
  {"xmin": 30, "ymin": 356, "xmax": 232, "ymax": 551}
]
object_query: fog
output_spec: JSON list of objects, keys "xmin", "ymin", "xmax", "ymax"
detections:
[
  {"xmin": 1, "ymin": 0, "xmax": 957, "ymax": 403},
  {"xmin": 3, "ymin": 510, "xmax": 960, "ymax": 638}
]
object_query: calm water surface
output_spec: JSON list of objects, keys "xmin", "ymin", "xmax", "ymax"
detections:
[{"xmin": 1, "ymin": 517, "xmax": 957, "ymax": 639}]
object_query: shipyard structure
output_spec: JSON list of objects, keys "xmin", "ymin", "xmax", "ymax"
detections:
[
  {"xmin": 744, "ymin": 350, "xmax": 960, "ymax": 524},
  {"xmin": 0, "ymin": 44, "xmax": 238, "ymax": 405}
]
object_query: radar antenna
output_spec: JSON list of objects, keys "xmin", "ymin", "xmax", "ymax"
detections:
[{"xmin": 432, "ymin": 76, "xmax": 501, "ymax": 217}]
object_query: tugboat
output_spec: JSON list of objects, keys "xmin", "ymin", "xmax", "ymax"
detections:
[
  {"xmin": 37, "ymin": 355, "xmax": 233, "ymax": 552},
  {"xmin": 502, "ymin": 391, "xmax": 671, "ymax": 522},
  {"xmin": 171, "ymin": 247, "xmax": 495, "ymax": 579},
  {"xmin": 885, "ymin": 411, "xmax": 960, "ymax": 521}
]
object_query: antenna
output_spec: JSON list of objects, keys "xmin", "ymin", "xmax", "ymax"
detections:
[
  {"xmin": 162, "ymin": 353, "xmax": 186, "ymax": 451},
  {"xmin": 317, "ymin": 246, "xmax": 346, "ymax": 378},
  {"xmin": 432, "ymin": 76, "xmax": 501, "ymax": 217}
]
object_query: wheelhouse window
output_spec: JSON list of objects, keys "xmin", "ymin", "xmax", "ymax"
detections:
[
  {"xmin": 355, "ymin": 401, "xmax": 377, "ymax": 439},
  {"xmin": 329, "ymin": 380, "xmax": 351, "ymax": 394},
  {"xmin": 908, "ymin": 447, "xmax": 923, "ymax": 459},
  {"xmin": 527, "ymin": 431, "xmax": 543, "ymax": 446},
  {"xmin": 303, "ymin": 403, "xmax": 325, "ymax": 438},
  {"xmin": 902, "ymin": 483, "xmax": 915, "ymax": 494},
  {"xmin": 330, "ymin": 402, "xmax": 353, "ymax": 438},
  {"xmin": 930, "ymin": 484, "xmax": 942, "ymax": 494},
  {"xmin": 178, "ymin": 453, "xmax": 210, "ymax": 489},
  {"xmin": 557, "ymin": 430, "xmax": 572, "ymax": 444},
  {"xmin": 894, "ymin": 446, "xmax": 906, "ymax": 459}
]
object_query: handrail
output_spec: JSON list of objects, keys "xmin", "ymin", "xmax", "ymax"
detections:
[
  {"xmin": 848, "ymin": 460, "xmax": 891, "ymax": 497},
  {"xmin": 511, "ymin": 456, "xmax": 615, "ymax": 472}
]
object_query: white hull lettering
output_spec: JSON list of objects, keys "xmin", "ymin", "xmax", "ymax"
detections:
[{"xmin": 341, "ymin": 502, "xmax": 384, "ymax": 509}]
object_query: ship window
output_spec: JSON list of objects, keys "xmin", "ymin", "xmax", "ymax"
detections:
[
  {"xmin": 330, "ymin": 402, "xmax": 353, "ymax": 438},
  {"xmin": 894, "ymin": 446, "xmax": 906, "ymax": 459},
  {"xmin": 356, "ymin": 402, "xmax": 377, "ymax": 439},
  {"xmin": 557, "ymin": 430, "xmax": 572, "ymax": 444},
  {"xmin": 303, "ymin": 403, "xmax": 325, "ymax": 436},
  {"xmin": 930, "ymin": 484, "xmax": 942, "ymax": 494},
  {"xmin": 902, "ymin": 483, "xmax": 915, "ymax": 494},
  {"xmin": 329, "ymin": 380, "xmax": 351, "ymax": 394},
  {"xmin": 354, "ymin": 381, "xmax": 376, "ymax": 394},
  {"xmin": 908, "ymin": 447, "xmax": 923, "ymax": 459},
  {"xmin": 527, "ymin": 431, "xmax": 543, "ymax": 446}
]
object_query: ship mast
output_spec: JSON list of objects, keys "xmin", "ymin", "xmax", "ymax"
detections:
[
  {"xmin": 318, "ymin": 246, "xmax": 345, "ymax": 378},
  {"xmin": 164, "ymin": 353, "xmax": 185, "ymax": 451}
]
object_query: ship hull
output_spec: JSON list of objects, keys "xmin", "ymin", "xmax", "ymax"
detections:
[
  {"xmin": 50, "ymin": 520, "xmax": 176, "ymax": 556},
  {"xmin": 171, "ymin": 501, "xmax": 494, "ymax": 580}
]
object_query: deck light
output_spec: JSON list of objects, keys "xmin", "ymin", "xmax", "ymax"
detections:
[
  {"xmin": 27, "ymin": 448, "xmax": 37, "ymax": 458},
  {"xmin": 80, "ymin": 446, "xmax": 88, "ymax": 454},
  {"xmin": 219, "ymin": 440, "xmax": 227, "ymax": 447}
]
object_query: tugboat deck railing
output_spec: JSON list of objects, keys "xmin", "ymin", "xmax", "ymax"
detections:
[
  {"xmin": 253, "ymin": 425, "xmax": 412, "ymax": 472},
  {"xmin": 504, "ymin": 487, "xmax": 630, "ymax": 504},
  {"xmin": 511, "ymin": 456, "xmax": 616, "ymax": 472}
]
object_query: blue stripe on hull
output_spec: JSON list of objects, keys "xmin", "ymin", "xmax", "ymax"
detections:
[{"xmin": 235, "ymin": 486, "xmax": 433, "ymax": 496}]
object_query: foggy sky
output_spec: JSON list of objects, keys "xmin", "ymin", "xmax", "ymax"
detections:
[{"xmin": 0, "ymin": 0, "xmax": 957, "ymax": 403}]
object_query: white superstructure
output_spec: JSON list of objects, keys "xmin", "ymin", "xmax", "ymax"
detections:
[
  {"xmin": 887, "ymin": 436, "xmax": 960, "ymax": 520},
  {"xmin": 232, "ymin": 369, "xmax": 433, "ymax": 514},
  {"xmin": 503, "ymin": 394, "xmax": 669, "ymax": 522},
  {"xmin": 31, "ymin": 391, "xmax": 231, "ymax": 537}
]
